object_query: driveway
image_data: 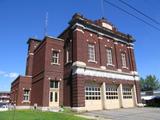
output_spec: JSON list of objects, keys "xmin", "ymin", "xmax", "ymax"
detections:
[{"xmin": 81, "ymin": 107, "xmax": 160, "ymax": 120}]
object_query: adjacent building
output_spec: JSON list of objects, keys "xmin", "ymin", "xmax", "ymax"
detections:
[
  {"xmin": 0, "ymin": 92, "xmax": 10, "ymax": 103},
  {"xmin": 10, "ymin": 13, "xmax": 141, "ymax": 111}
]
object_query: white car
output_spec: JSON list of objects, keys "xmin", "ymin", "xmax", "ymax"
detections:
[{"xmin": 0, "ymin": 105, "xmax": 8, "ymax": 111}]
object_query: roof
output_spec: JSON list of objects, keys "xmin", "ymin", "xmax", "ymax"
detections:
[
  {"xmin": 27, "ymin": 37, "xmax": 41, "ymax": 44},
  {"xmin": 0, "ymin": 91, "xmax": 10, "ymax": 94}
]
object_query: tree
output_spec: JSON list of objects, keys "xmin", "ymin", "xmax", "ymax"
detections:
[{"xmin": 140, "ymin": 75, "xmax": 160, "ymax": 91}]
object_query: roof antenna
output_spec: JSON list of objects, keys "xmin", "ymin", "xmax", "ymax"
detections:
[
  {"xmin": 44, "ymin": 12, "xmax": 48, "ymax": 36},
  {"xmin": 101, "ymin": 0, "xmax": 105, "ymax": 19}
]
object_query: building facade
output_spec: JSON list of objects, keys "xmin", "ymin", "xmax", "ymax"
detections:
[
  {"xmin": 10, "ymin": 13, "xmax": 141, "ymax": 111},
  {"xmin": 0, "ymin": 92, "xmax": 10, "ymax": 104}
]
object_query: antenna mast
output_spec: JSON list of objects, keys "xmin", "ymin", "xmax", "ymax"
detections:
[
  {"xmin": 101, "ymin": 0, "xmax": 105, "ymax": 18},
  {"xmin": 44, "ymin": 12, "xmax": 48, "ymax": 36}
]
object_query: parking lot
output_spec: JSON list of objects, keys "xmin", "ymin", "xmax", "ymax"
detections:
[{"xmin": 82, "ymin": 107, "xmax": 160, "ymax": 120}]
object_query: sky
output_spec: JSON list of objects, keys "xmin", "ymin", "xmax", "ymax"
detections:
[{"xmin": 0, "ymin": 0, "xmax": 160, "ymax": 91}]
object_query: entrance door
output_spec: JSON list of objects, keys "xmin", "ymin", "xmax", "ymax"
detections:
[
  {"xmin": 49, "ymin": 81, "xmax": 59, "ymax": 107},
  {"xmin": 49, "ymin": 91, "xmax": 59, "ymax": 107}
]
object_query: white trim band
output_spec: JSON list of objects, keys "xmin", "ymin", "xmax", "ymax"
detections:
[{"xmin": 72, "ymin": 67, "xmax": 139, "ymax": 81}]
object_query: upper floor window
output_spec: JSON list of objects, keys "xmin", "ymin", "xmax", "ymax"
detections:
[
  {"xmin": 52, "ymin": 51, "xmax": 59, "ymax": 64},
  {"xmin": 121, "ymin": 53, "xmax": 127, "ymax": 68},
  {"xmin": 106, "ymin": 48, "xmax": 113, "ymax": 65},
  {"xmin": 88, "ymin": 44, "xmax": 96, "ymax": 62},
  {"xmin": 66, "ymin": 48, "xmax": 69, "ymax": 63},
  {"xmin": 50, "ymin": 81, "xmax": 59, "ymax": 88},
  {"xmin": 23, "ymin": 90, "xmax": 30, "ymax": 101}
]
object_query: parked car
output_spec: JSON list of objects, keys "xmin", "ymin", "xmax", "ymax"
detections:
[
  {"xmin": 145, "ymin": 96, "xmax": 160, "ymax": 107},
  {"xmin": 0, "ymin": 103, "xmax": 8, "ymax": 111}
]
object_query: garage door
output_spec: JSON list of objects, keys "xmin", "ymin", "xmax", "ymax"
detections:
[
  {"xmin": 85, "ymin": 83, "xmax": 102, "ymax": 111},
  {"xmin": 105, "ymin": 84, "xmax": 120, "ymax": 109},
  {"xmin": 122, "ymin": 85, "xmax": 135, "ymax": 108}
]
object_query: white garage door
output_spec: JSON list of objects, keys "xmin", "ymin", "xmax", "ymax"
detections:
[
  {"xmin": 85, "ymin": 84, "xmax": 102, "ymax": 111},
  {"xmin": 105, "ymin": 84, "xmax": 120, "ymax": 109},
  {"xmin": 122, "ymin": 85, "xmax": 135, "ymax": 108}
]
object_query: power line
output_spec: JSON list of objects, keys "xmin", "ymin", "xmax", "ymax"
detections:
[
  {"xmin": 103, "ymin": 0, "xmax": 160, "ymax": 32},
  {"xmin": 118, "ymin": 0, "xmax": 160, "ymax": 25}
]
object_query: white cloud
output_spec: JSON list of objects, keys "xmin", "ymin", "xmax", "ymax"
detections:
[{"xmin": 0, "ymin": 70, "xmax": 19, "ymax": 79}]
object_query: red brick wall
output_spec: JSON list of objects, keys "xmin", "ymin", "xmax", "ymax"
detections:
[
  {"xmin": 10, "ymin": 76, "xmax": 31, "ymax": 106},
  {"xmin": 72, "ymin": 27, "xmax": 135, "ymax": 73},
  {"xmin": 31, "ymin": 40, "xmax": 46, "ymax": 106},
  {"xmin": 31, "ymin": 37, "xmax": 64, "ymax": 107},
  {"xmin": 72, "ymin": 75, "xmax": 85, "ymax": 107},
  {"xmin": 43, "ymin": 38, "xmax": 64, "ymax": 106},
  {"xmin": 26, "ymin": 39, "xmax": 41, "ymax": 76}
]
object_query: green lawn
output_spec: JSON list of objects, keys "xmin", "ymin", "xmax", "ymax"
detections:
[{"xmin": 0, "ymin": 110, "xmax": 88, "ymax": 120}]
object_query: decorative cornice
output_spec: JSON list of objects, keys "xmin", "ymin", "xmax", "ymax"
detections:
[
  {"xmin": 72, "ymin": 23, "xmax": 134, "ymax": 46},
  {"xmin": 73, "ymin": 28, "xmax": 84, "ymax": 33},
  {"xmin": 72, "ymin": 61, "xmax": 139, "ymax": 81}
]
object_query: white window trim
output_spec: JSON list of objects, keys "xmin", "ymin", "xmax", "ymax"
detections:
[
  {"xmin": 85, "ymin": 86, "xmax": 101, "ymax": 100},
  {"xmin": 106, "ymin": 48, "xmax": 113, "ymax": 66},
  {"xmin": 51, "ymin": 51, "xmax": 60, "ymax": 65},
  {"xmin": 121, "ymin": 53, "xmax": 127, "ymax": 68},
  {"xmin": 50, "ymin": 81, "xmax": 59, "ymax": 89},
  {"xmin": 23, "ymin": 90, "xmax": 30, "ymax": 102},
  {"xmin": 106, "ymin": 85, "xmax": 119, "ymax": 100},
  {"xmin": 88, "ymin": 44, "xmax": 96, "ymax": 62},
  {"xmin": 88, "ymin": 60, "xmax": 97, "ymax": 63},
  {"xmin": 66, "ymin": 48, "xmax": 69, "ymax": 63},
  {"xmin": 123, "ymin": 86, "xmax": 133, "ymax": 99},
  {"xmin": 107, "ymin": 63, "xmax": 115, "ymax": 67}
]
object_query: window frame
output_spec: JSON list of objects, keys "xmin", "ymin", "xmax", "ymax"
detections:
[
  {"xmin": 50, "ymin": 81, "xmax": 59, "ymax": 89},
  {"xmin": 88, "ymin": 44, "xmax": 96, "ymax": 62},
  {"xmin": 106, "ymin": 85, "xmax": 119, "ymax": 100},
  {"xmin": 123, "ymin": 86, "xmax": 133, "ymax": 99},
  {"xmin": 66, "ymin": 48, "xmax": 69, "ymax": 63},
  {"xmin": 85, "ymin": 86, "xmax": 101, "ymax": 100},
  {"xmin": 121, "ymin": 52, "xmax": 127, "ymax": 68},
  {"xmin": 51, "ymin": 51, "xmax": 59, "ymax": 65},
  {"xmin": 106, "ymin": 48, "xmax": 113, "ymax": 66},
  {"xmin": 23, "ymin": 89, "xmax": 30, "ymax": 102}
]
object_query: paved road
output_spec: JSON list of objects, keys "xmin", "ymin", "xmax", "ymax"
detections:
[{"xmin": 82, "ymin": 107, "xmax": 160, "ymax": 120}]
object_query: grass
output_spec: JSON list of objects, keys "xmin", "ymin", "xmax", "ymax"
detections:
[{"xmin": 0, "ymin": 109, "xmax": 88, "ymax": 120}]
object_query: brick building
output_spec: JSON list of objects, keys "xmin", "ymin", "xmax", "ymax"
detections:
[
  {"xmin": 10, "ymin": 13, "xmax": 141, "ymax": 111},
  {"xmin": 0, "ymin": 92, "xmax": 10, "ymax": 103}
]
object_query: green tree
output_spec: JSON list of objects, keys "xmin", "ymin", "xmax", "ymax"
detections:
[{"xmin": 140, "ymin": 75, "xmax": 160, "ymax": 91}]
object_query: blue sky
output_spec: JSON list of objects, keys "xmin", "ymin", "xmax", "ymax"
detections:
[{"xmin": 0, "ymin": 0, "xmax": 160, "ymax": 91}]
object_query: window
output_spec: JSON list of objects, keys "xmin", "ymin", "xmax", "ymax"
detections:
[
  {"xmin": 106, "ymin": 48, "xmax": 113, "ymax": 65},
  {"xmin": 23, "ymin": 90, "xmax": 30, "ymax": 101},
  {"xmin": 50, "ymin": 81, "xmax": 59, "ymax": 88},
  {"xmin": 123, "ymin": 86, "xmax": 132, "ymax": 99},
  {"xmin": 88, "ymin": 44, "xmax": 96, "ymax": 61},
  {"xmin": 121, "ymin": 53, "xmax": 127, "ymax": 68},
  {"xmin": 85, "ymin": 86, "xmax": 101, "ymax": 100},
  {"xmin": 106, "ymin": 85, "xmax": 118, "ymax": 99},
  {"xmin": 55, "ymin": 92, "xmax": 58, "ymax": 102},
  {"xmin": 52, "ymin": 51, "xmax": 59, "ymax": 64},
  {"xmin": 50, "ymin": 92, "xmax": 53, "ymax": 102},
  {"xmin": 66, "ymin": 48, "xmax": 69, "ymax": 63}
]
